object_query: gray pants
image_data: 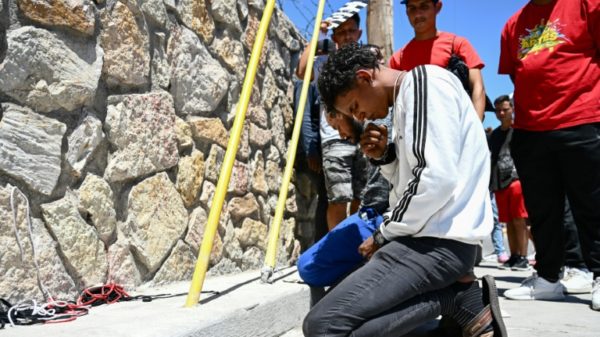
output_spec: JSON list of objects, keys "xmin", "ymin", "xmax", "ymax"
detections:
[{"xmin": 303, "ymin": 236, "xmax": 477, "ymax": 337}]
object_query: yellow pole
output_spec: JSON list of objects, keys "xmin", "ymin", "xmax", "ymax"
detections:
[
  {"xmin": 184, "ymin": 0, "xmax": 277, "ymax": 307},
  {"xmin": 261, "ymin": 0, "xmax": 327, "ymax": 283}
]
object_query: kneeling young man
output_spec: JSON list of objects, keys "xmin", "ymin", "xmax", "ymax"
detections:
[{"xmin": 302, "ymin": 43, "xmax": 507, "ymax": 337}]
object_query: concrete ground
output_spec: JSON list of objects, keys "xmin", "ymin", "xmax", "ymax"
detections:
[{"xmin": 2, "ymin": 242, "xmax": 599, "ymax": 336}]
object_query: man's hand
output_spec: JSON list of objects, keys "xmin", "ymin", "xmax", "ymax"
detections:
[
  {"xmin": 307, "ymin": 156, "xmax": 322, "ymax": 173},
  {"xmin": 360, "ymin": 123, "xmax": 388, "ymax": 159},
  {"xmin": 358, "ymin": 236, "xmax": 380, "ymax": 260}
]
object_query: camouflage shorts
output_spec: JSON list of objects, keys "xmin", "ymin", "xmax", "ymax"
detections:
[{"xmin": 322, "ymin": 140, "xmax": 367, "ymax": 203}]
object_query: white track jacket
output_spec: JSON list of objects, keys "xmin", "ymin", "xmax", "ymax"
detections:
[{"xmin": 379, "ymin": 65, "xmax": 492, "ymax": 245}]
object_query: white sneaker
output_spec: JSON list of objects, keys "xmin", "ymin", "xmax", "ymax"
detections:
[
  {"xmin": 504, "ymin": 272, "xmax": 565, "ymax": 300},
  {"xmin": 592, "ymin": 277, "xmax": 600, "ymax": 311},
  {"xmin": 560, "ymin": 267, "xmax": 593, "ymax": 294}
]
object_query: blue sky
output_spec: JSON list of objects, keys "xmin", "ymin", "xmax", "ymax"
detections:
[{"xmin": 279, "ymin": 0, "xmax": 528, "ymax": 129}]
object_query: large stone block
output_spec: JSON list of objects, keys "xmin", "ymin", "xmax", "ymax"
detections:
[
  {"xmin": 177, "ymin": 0, "xmax": 213, "ymax": 44},
  {"xmin": 0, "ymin": 103, "xmax": 66, "ymax": 195},
  {"xmin": 249, "ymin": 122, "xmax": 271, "ymax": 149},
  {"xmin": 0, "ymin": 185, "xmax": 78, "ymax": 303},
  {"xmin": 121, "ymin": 173, "xmax": 188, "ymax": 273},
  {"xmin": 152, "ymin": 240, "xmax": 196, "ymax": 284},
  {"xmin": 270, "ymin": 101, "xmax": 288, "ymax": 157},
  {"xmin": 41, "ymin": 191, "xmax": 108, "ymax": 288},
  {"xmin": 249, "ymin": 151, "xmax": 268, "ymax": 197},
  {"xmin": 100, "ymin": 1, "xmax": 150, "ymax": 89},
  {"xmin": 228, "ymin": 193, "xmax": 259, "ymax": 224},
  {"xmin": 228, "ymin": 161, "xmax": 248, "ymax": 196},
  {"xmin": 66, "ymin": 110, "xmax": 105, "ymax": 178},
  {"xmin": 77, "ymin": 174, "xmax": 116, "ymax": 244},
  {"xmin": 140, "ymin": 0, "xmax": 167, "ymax": 28},
  {"xmin": 204, "ymin": 144, "xmax": 225, "ymax": 183},
  {"xmin": 150, "ymin": 32, "xmax": 170, "ymax": 90},
  {"xmin": 107, "ymin": 235, "xmax": 142, "ymax": 289},
  {"xmin": 210, "ymin": 32, "xmax": 246, "ymax": 80},
  {"xmin": 247, "ymin": 104, "xmax": 268, "ymax": 129},
  {"xmin": 168, "ymin": 26, "xmax": 229, "ymax": 115},
  {"xmin": 174, "ymin": 116, "xmax": 193, "ymax": 152},
  {"xmin": 104, "ymin": 91, "xmax": 179, "ymax": 183},
  {"xmin": 184, "ymin": 207, "xmax": 224, "ymax": 266},
  {"xmin": 235, "ymin": 218, "xmax": 267, "ymax": 250},
  {"xmin": 176, "ymin": 149, "xmax": 205, "ymax": 207},
  {"xmin": 189, "ymin": 117, "xmax": 228, "ymax": 149},
  {"xmin": 211, "ymin": 0, "xmax": 242, "ymax": 34},
  {"xmin": 17, "ymin": 0, "xmax": 96, "ymax": 36},
  {"xmin": 0, "ymin": 26, "xmax": 102, "ymax": 112}
]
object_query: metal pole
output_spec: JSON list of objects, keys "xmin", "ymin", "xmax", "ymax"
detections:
[
  {"xmin": 184, "ymin": 0, "xmax": 278, "ymax": 307},
  {"xmin": 261, "ymin": 0, "xmax": 328, "ymax": 283}
]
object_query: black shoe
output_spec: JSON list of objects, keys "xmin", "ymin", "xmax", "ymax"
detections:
[
  {"xmin": 511, "ymin": 256, "xmax": 531, "ymax": 271},
  {"xmin": 481, "ymin": 275, "xmax": 508, "ymax": 337},
  {"xmin": 498, "ymin": 255, "xmax": 518, "ymax": 270}
]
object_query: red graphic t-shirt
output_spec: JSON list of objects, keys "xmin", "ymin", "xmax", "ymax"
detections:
[
  {"xmin": 499, "ymin": 0, "xmax": 600, "ymax": 131},
  {"xmin": 388, "ymin": 31, "xmax": 484, "ymax": 71}
]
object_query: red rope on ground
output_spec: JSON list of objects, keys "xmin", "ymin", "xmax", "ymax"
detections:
[{"xmin": 77, "ymin": 283, "xmax": 131, "ymax": 307}]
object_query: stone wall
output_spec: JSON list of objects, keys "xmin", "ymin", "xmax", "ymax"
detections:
[{"xmin": 0, "ymin": 0, "xmax": 316, "ymax": 303}]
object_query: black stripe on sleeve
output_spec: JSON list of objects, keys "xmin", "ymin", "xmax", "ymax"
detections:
[{"xmin": 383, "ymin": 65, "xmax": 429, "ymax": 228}]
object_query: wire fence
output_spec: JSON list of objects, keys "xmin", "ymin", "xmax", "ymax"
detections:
[{"xmin": 279, "ymin": 0, "xmax": 337, "ymax": 38}]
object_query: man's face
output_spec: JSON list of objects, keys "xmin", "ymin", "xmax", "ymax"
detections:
[
  {"xmin": 333, "ymin": 71, "xmax": 389, "ymax": 122},
  {"xmin": 332, "ymin": 19, "xmax": 362, "ymax": 47},
  {"xmin": 405, "ymin": 0, "xmax": 440, "ymax": 34},
  {"xmin": 326, "ymin": 113, "xmax": 358, "ymax": 142},
  {"xmin": 495, "ymin": 101, "xmax": 513, "ymax": 123}
]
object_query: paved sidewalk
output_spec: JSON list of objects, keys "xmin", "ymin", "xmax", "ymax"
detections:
[
  {"xmin": 2, "ymin": 260, "xmax": 598, "ymax": 337},
  {"xmin": 1, "ymin": 267, "xmax": 308, "ymax": 337},
  {"xmin": 283, "ymin": 260, "xmax": 600, "ymax": 337}
]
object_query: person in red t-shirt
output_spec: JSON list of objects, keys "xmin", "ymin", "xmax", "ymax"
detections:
[
  {"xmin": 499, "ymin": 0, "xmax": 600, "ymax": 311},
  {"xmin": 389, "ymin": 0, "xmax": 487, "ymax": 120}
]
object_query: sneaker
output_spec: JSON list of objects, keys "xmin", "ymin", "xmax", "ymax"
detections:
[
  {"xmin": 560, "ymin": 267, "xmax": 593, "ymax": 294},
  {"xmin": 497, "ymin": 252, "xmax": 509, "ymax": 264},
  {"xmin": 504, "ymin": 272, "xmax": 565, "ymax": 300},
  {"xmin": 498, "ymin": 255, "xmax": 518, "ymax": 270},
  {"xmin": 592, "ymin": 277, "xmax": 600, "ymax": 311},
  {"xmin": 482, "ymin": 253, "xmax": 498, "ymax": 262},
  {"xmin": 511, "ymin": 256, "xmax": 531, "ymax": 271}
]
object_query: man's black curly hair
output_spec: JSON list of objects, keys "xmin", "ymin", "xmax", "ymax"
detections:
[{"xmin": 317, "ymin": 43, "xmax": 380, "ymax": 115}]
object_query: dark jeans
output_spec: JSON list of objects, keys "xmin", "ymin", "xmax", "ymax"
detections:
[
  {"xmin": 511, "ymin": 123, "xmax": 600, "ymax": 280},
  {"xmin": 303, "ymin": 236, "xmax": 477, "ymax": 337},
  {"xmin": 564, "ymin": 198, "xmax": 587, "ymax": 270}
]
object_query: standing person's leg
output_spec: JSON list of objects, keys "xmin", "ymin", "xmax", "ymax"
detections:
[
  {"xmin": 563, "ymin": 198, "xmax": 587, "ymax": 270},
  {"xmin": 560, "ymin": 197, "xmax": 593, "ymax": 294},
  {"xmin": 505, "ymin": 180, "xmax": 530, "ymax": 271},
  {"xmin": 505, "ymin": 130, "xmax": 565, "ymax": 300},
  {"xmin": 495, "ymin": 188, "xmax": 519, "ymax": 269},
  {"xmin": 490, "ymin": 193, "xmax": 508, "ymax": 262},
  {"xmin": 557, "ymin": 123, "xmax": 600, "ymax": 309},
  {"xmin": 322, "ymin": 141, "xmax": 360, "ymax": 229},
  {"xmin": 303, "ymin": 237, "xmax": 480, "ymax": 336}
]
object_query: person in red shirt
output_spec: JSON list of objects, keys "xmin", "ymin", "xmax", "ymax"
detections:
[
  {"xmin": 499, "ymin": 0, "xmax": 600, "ymax": 311},
  {"xmin": 389, "ymin": 0, "xmax": 488, "ymax": 120}
]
